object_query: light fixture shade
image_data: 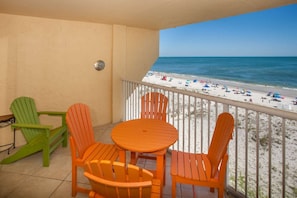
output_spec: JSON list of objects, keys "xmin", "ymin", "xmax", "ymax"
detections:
[{"xmin": 94, "ymin": 60, "xmax": 105, "ymax": 71}]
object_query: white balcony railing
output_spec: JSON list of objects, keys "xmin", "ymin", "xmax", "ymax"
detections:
[{"xmin": 122, "ymin": 79, "xmax": 297, "ymax": 198}]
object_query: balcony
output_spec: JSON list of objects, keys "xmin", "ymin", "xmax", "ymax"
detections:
[{"xmin": 0, "ymin": 79, "xmax": 296, "ymax": 198}]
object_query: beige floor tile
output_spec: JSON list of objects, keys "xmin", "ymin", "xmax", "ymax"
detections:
[
  {"xmin": 6, "ymin": 176, "xmax": 62, "ymax": 198},
  {"xmin": 33, "ymin": 154, "xmax": 72, "ymax": 180},
  {"xmin": 50, "ymin": 181, "xmax": 89, "ymax": 198},
  {"xmin": 0, "ymin": 171, "xmax": 27, "ymax": 197}
]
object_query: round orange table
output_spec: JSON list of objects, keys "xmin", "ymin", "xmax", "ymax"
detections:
[{"xmin": 111, "ymin": 119, "xmax": 178, "ymax": 191}]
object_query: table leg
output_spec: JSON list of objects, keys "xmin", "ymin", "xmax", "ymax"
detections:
[
  {"xmin": 155, "ymin": 149, "xmax": 167, "ymax": 197},
  {"xmin": 156, "ymin": 153, "xmax": 165, "ymax": 185},
  {"xmin": 130, "ymin": 151, "xmax": 137, "ymax": 165}
]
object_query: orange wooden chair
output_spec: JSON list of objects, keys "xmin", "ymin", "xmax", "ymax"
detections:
[
  {"xmin": 141, "ymin": 92, "xmax": 168, "ymax": 121},
  {"xmin": 170, "ymin": 112, "xmax": 234, "ymax": 198},
  {"xmin": 66, "ymin": 103, "xmax": 119, "ymax": 197},
  {"xmin": 133, "ymin": 92, "xmax": 168, "ymax": 179},
  {"xmin": 84, "ymin": 160, "xmax": 161, "ymax": 198}
]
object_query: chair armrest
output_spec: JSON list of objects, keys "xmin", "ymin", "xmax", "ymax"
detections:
[
  {"xmin": 218, "ymin": 154, "xmax": 229, "ymax": 182},
  {"xmin": 11, "ymin": 123, "xmax": 52, "ymax": 130},
  {"xmin": 38, "ymin": 111, "xmax": 66, "ymax": 117},
  {"xmin": 37, "ymin": 111, "xmax": 66, "ymax": 126}
]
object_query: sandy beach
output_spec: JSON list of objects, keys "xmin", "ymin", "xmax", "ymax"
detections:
[{"xmin": 143, "ymin": 71, "xmax": 297, "ymax": 112}]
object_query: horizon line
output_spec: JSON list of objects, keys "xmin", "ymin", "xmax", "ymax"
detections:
[{"xmin": 158, "ymin": 56, "xmax": 297, "ymax": 58}]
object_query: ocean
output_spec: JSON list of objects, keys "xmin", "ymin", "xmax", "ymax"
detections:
[{"xmin": 150, "ymin": 57, "xmax": 297, "ymax": 89}]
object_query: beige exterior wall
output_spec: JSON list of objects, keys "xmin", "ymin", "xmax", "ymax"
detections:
[
  {"xmin": 111, "ymin": 25, "xmax": 159, "ymax": 122},
  {"xmin": 0, "ymin": 13, "xmax": 159, "ymax": 146}
]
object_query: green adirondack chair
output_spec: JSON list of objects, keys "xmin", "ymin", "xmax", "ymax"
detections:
[{"xmin": 1, "ymin": 96, "xmax": 68, "ymax": 167}]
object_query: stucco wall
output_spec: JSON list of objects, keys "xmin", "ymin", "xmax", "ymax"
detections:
[{"xmin": 0, "ymin": 13, "xmax": 159, "ymax": 146}]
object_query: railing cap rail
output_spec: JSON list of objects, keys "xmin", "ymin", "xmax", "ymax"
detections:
[{"xmin": 123, "ymin": 79, "xmax": 297, "ymax": 120}]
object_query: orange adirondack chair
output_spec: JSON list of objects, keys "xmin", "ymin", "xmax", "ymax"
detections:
[
  {"xmin": 170, "ymin": 112, "xmax": 234, "ymax": 198},
  {"xmin": 66, "ymin": 103, "xmax": 119, "ymax": 197},
  {"xmin": 84, "ymin": 160, "xmax": 161, "ymax": 198},
  {"xmin": 133, "ymin": 92, "xmax": 168, "ymax": 165},
  {"xmin": 141, "ymin": 92, "xmax": 168, "ymax": 121}
]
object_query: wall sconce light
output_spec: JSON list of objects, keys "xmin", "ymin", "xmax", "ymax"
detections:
[{"xmin": 94, "ymin": 60, "xmax": 105, "ymax": 71}]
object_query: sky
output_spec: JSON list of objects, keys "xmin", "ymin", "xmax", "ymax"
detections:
[{"xmin": 160, "ymin": 4, "xmax": 297, "ymax": 57}]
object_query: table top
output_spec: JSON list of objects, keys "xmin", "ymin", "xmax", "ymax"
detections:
[
  {"xmin": 111, "ymin": 119, "xmax": 178, "ymax": 153},
  {"xmin": 0, "ymin": 114, "xmax": 14, "ymax": 123},
  {"xmin": 0, "ymin": 114, "xmax": 15, "ymax": 128}
]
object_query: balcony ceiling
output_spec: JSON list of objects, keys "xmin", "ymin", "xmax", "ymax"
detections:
[{"xmin": 0, "ymin": 0, "xmax": 296, "ymax": 30}]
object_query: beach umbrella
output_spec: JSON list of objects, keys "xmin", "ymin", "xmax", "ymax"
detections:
[
  {"xmin": 202, "ymin": 84, "xmax": 210, "ymax": 91},
  {"xmin": 246, "ymin": 90, "xmax": 252, "ymax": 96},
  {"xmin": 273, "ymin": 92, "xmax": 281, "ymax": 98},
  {"xmin": 224, "ymin": 85, "xmax": 230, "ymax": 92}
]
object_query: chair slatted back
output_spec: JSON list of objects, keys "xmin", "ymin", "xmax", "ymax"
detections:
[
  {"xmin": 66, "ymin": 103, "xmax": 95, "ymax": 158},
  {"xmin": 141, "ymin": 92, "xmax": 168, "ymax": 121},
  {"xmin": 10, "ymin": 96, "xmax": 41, "ymax": 142},
  {"xmin": 84, "ymin": 160, "xmax": 154, "ymax": 198},
  {"xmin": 207, "ymin": 112, "xmax": 234, "ymax": 177}
]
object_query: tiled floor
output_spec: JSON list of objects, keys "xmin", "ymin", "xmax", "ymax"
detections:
[{"xmin": 0, "ymin": 123, "xmax": 222, "ymax": 198}]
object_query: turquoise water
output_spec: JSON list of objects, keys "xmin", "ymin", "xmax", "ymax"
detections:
[{"xmin": 151, "ymin": 57, "xmax": 297, "ymax": 89}]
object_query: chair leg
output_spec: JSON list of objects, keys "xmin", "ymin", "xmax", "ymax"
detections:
[
  {"xmin": 62, "ymin": 131, "xmax": 68, "ymax": 147},
  {"xmin": 192, "ymin": 185, "xmax": 196, "ymax": 197},
  {"xmin": 163, "ymin": 154, "xmax": 166, "ymax": 185},
  {"xmin": 72, "ymin": 164, "xmax": 77, "ymax": 197},
  {"xmin": 218, "ymin": 187, "xmax": 224, "ymax": 198},
  {"xmin": 89, "ymin": 191, "xmax": 96, "ymax": 198},
  {"xmin": 171, "ymin": 177, "xmax": 176, "ymax": 198},
  {"xmin": 42, "ymin": 146, "xmax": 50, "ymax": 167}
]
